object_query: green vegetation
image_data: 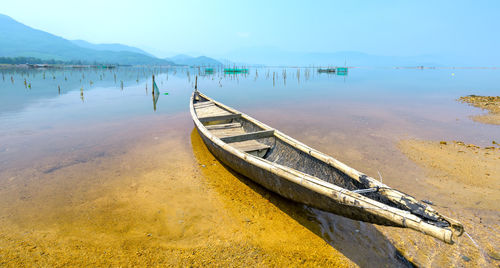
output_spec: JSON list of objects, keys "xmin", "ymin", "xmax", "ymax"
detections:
[{"xmin": 0, "ymin": 56, "xmax": 87, "ymax": 65}]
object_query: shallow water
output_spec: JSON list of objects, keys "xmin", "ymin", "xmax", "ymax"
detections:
[{"xmin": 0, "ymin": 66, "xmax": 499, "ymax": 266}]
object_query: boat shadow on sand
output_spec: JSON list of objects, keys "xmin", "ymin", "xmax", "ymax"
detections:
[{"xmin": 190, "ymin": 129, "xmax": 415, "ymax": 267}]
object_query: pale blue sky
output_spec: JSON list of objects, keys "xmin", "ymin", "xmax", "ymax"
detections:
[{"xmin": 1, "ymin": 0, "xmax": 499, "ymax": 62}]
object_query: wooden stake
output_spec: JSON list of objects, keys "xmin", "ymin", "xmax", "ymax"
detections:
[
  {"xmin": 152, "ymin": 74, "xmax": 155, "ymax": 97},
  {"xmin": 152, "ymin": 74, "xmax": 156, "ymax": 111}
]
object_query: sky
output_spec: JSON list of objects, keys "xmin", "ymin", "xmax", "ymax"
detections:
[{"xmin": 1, "ymin": 0, "xmax": 499, "ymax": 63}]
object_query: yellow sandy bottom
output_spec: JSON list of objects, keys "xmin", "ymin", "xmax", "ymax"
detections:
[{"xmin": 0, "ymin": 116, "xmax": 352, "ymax": 267}]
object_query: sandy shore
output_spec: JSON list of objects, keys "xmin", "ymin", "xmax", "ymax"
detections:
[
  {"xmin": 399, "ymin": 140, "xmax": 499, "ymax": 189},
  {"xmin": 0, "ymin": 116, "xmax": 358, "ymax": 267},
  {"xmin": 398, "ymin": 139, "xmax": 500, "ymax": 265},
  {"xmin": 459, "ymin": 95, "xmax": 500, "ymax": 125}
]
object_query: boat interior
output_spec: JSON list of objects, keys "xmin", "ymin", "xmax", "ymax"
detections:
[{"xmin": 194, "ymin": 96, "xmax": 371, "ymax": 191}]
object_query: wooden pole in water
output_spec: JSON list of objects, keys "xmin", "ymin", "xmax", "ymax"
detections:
[
  {"xmin": 194, "ymin": 75, "xmax": 200, "ymax": 101},
  {"xmin": 152, "ymin": 74, "xmax": 156, "ymax": 111},
  {"xmin": 152, "ymin": 74, "xmax": 155, "ymax": 97}
]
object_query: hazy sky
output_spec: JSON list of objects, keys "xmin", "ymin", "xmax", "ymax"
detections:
[{"xmin": 1, "ymin": 0, "xmax": 499, "ymax": 60}]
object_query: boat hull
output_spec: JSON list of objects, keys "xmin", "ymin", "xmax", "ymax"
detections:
[{"xmin": 196, "ymin": 126, "xmax": 398, "ymax": 226}]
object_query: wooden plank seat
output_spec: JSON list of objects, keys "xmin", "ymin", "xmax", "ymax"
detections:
[
  {"xmin": 220, "ymin": 130, "xmax": 275, "ymax": 143},
  {"xmin": 194, "ymin": 101, "xmax": 215, "ymax": 108},
  {"xmin": 205, "ymin": 122, "xmax": 242, "ymax": 130},
  {"xmin": 196, "ymin": 105, "xmax": 232, "ymax": 119},
  {"xmin": 210, "ymin": 125, "xmax": 245, "ymax": 138},
  {"xmin": 231, "ymin": 140, "xmax": 270, "ymax": 152},
  {"xmin": 206, "ymin": 124, "xmax": 273, "ymax": 157},
  {"xmin": 198, "ymin": 113, "xmax": 242, "ymax": 123}
]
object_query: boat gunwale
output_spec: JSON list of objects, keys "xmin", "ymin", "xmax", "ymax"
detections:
[{"xmin": 190, "ymin": 91, "xmax": 456, "ymax": 244}]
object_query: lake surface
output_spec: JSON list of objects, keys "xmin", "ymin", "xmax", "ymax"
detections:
[
  {"xmin": 0, "ymin": 66, "xmax": 499, "ymax": 266},
  {"xmin": 1, "ymin": 67, "xmax": 498, "ymax": 145}
]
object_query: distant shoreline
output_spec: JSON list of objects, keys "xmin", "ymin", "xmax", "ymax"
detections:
[
  {"xmin": 2, "ymin": 64, "xmax": 499, "ymax": 69},
  {"xmin": 0, "ymin": 63, "xmax": 183, "ymax": 69},
  {"xmin": 0, "ymin": 63, "xmax": 118, "ymax": 69}
]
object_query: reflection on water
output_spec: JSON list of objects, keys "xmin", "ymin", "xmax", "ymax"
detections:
[{"xmin": 0, "ymin": 66, "xmax": 499, "ymax": 266}]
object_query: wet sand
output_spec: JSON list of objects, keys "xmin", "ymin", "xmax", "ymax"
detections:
[
  {"xmin": 398, "ymin": 140, "xmax": 500, "ymax": 265},
  {"xmin": 0, "ymin": 115, "xmax": 358, "ymax": 267},
  {"xmin": 459, "ymin": 95, "xmax": 500, "ymax": 125},
  {"xmin": 399, "ymin": 140, "xmax": 499, "ymax": 190}
]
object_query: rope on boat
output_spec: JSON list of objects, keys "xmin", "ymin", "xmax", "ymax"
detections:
[
  {"xmin": 377, "ymin": 170, "xmax": 383, "ymax": 184},
  {"xmin": 352, "ymin": 187, "xmax": 379, "ymax": 194},
  {"xmin": 465, "ymin": 232, "xmax": 479, "ymax": 248},
  {"xmin": 464, "ymin": 231, "xmax": 489, "ymax": 261}
]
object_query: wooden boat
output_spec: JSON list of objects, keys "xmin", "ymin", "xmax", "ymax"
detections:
[
  {"xmin": 224, "ymin": 68, "xmax": 248, "ymax": 74},
  {"xmin": 336, "ymin": 67, "xmax": 348, "ymax": 75},
  {"xmin": 317, "ymin": 68, "xmax": 336, "ymax": 73},
  {"xmin": 190, "ymin": 91, "xmax": 464, "ymax": 244}
]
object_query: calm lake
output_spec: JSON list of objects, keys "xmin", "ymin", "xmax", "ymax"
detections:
[{"xmin": 0, "ymin": 67, "xmax": 498, "ymax": 266}]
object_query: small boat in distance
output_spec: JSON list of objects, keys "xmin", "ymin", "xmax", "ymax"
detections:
[
  {"xmin": 336, "ymin": 67, "xmax": 348, "ymax": 75},
  {"xmin": 224, "ymin": 68, "xmax": 249, "ymax": 74},
  {"xmin": 190, "ymin": 91, "xmax": 464, "ymax": 244},
  {"xmin": 317, "ymin": 68, "xmax": 336, "ymax": 73}
]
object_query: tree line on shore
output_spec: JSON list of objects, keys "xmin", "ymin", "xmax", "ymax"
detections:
[{"xmin": 0, "ymin": 57, "xmax": 100, "ymax": 65}]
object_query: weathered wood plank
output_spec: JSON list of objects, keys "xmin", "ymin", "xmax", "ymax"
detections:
[
  {"xmin": 194, "ymin": 101, "xmax": 214, "ymax": 108},
  {"xmin": 231, "ymin": 140, "xmax": 270, "ymax": 152},
  {"xmin": 211, "ymin": 127, "xmax": 245, "ymax": 138},
  {"xmin": 196, "ymin": 106, "xmax": 232, "ymax": 118},
  {"xmin": 199, "ymin": 113, "xmax": 242, "ymax": 123},
  {"xmin": 196, "ymin": 104, "xmax": 223, "ymax": 110},
  {"xmin": 220, "ymin": 130, "xmax": 274, "ymax": 143},
  {"xmin": 195, "ymin": 104, "xmax": 219, "ymax": 111},
  {"xmin": 194, "ymin": 104, "xmax": 214, "ymax": 110},
  {"xmin": 205, "ymin": 123, "xmax": 242, "ymax": 130}
]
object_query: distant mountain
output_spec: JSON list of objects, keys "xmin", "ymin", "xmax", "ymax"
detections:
[
  {"xmin": 0, "ymin": 14, "xmax": 174, "ymax": 65},
  {"xmin": 294, "ymin": 51, "xmax": 440, "ymax": 67},
  {"xmin": 222, "ymin": 47, "xmax": 442, "ymax": 67},
  {"xmin": 71, "ymin": 40, "xmax": 154, "ymax": 57},
  {"xmin": 167, "ymin": 54, "xmax": 222, "ymax": 66},
  {"xmin": 169, "ymin": 54, "xmax": 193, "ymax": 62}
]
